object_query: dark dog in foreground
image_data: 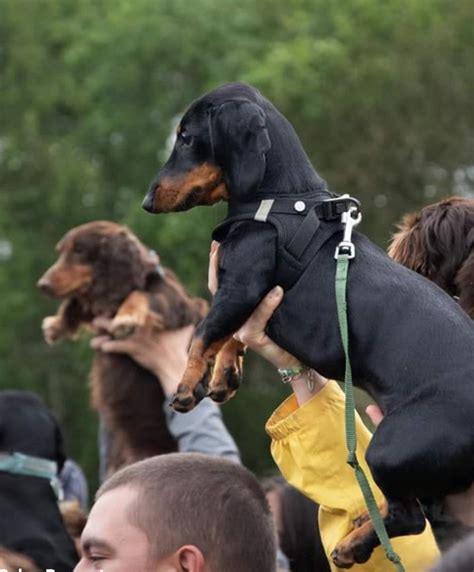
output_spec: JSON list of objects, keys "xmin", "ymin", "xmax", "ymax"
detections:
[
  {"xmin": 389, "ymin": 196, "xmax": 474, "ymax": 318},
  {"xmin": 0, "ymin": 391, "xmax": 78, "ymax": 571},
  {"xmin": 38, "ymin": 221, "xmax": 206, "ymax": 474},
  {"xmin": 143, "ymin": 83, "xmax": 474, "ymax": 566}
]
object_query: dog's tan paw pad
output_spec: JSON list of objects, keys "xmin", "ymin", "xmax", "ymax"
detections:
[{"xmin": 42, "ymin": 316, "xmax": 64, "ymax": 345}]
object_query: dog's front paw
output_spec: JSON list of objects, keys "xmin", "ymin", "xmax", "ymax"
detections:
[
  {"xmin": 110, "ymin": 314, "xmax": 141, "ymax": 339},
  {"xmin": 42, "ymin": 316, "xmax": 65, "ymax": 345},
  {"xmin": 170, "ymin": 383, "xmax": 204, "ymax": 413},
  {"xmin": 331, "ymin": 535, "xmax": 374, "ymax": 569},
  {"xmin": 208, "ymin": 366, "xmax": 241, "ymax": 404},
  {"xmin": 207, "ymin": 339, "xmax": 244, "ymax": 403}
]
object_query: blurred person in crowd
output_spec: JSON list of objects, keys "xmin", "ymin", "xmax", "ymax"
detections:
[
  {"xmin": 60, "ymin": 500, "xmax": 88, "ymax": 556},
  {"xmin": 263, "ymin": 475, "xmax": 331, "ymax": 572},
  {"xmin": 75, "ymin": 453, "xmax": 277, "ymax": 572},
  {"xmin": 0, "ymin": 547, "xmax": 40, "ymax": 572},
  {"xmin": 0, "ymin": 391, "xmax": 78, "ymax": 571},
  {"xmin": 59, "ymin": 458, "xmax": 89, "ymax": 510}
]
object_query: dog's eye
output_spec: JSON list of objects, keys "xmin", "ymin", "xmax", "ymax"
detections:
[
  {"xmin": 180, "ymin": 131, "xmax": 194, "ymax": 147},
  {"xmin": 73, "ymin": 245, "xmax": 86, "ymax": 256}
]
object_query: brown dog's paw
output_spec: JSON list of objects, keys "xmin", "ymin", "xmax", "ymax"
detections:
[
  {"xmin": 110, "ymin": 314, "xmax": 141, "ymax": 339},
  {"xmin": 42, "ymin": 316, "xmax": 65, "ymax": 345}
]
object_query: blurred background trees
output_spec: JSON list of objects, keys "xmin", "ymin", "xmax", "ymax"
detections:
[{"xmin": 1, "ymin": 0, "xmax": 473, "ymax": 492}]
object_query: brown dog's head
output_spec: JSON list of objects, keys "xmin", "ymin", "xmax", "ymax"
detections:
[
  {"xmin": 388, "ymin": 197, "xmax": 474, "ymax": 317},
  {"xmin": 37, "ymin": 221, "xmax": 159, "ymax": 309}
]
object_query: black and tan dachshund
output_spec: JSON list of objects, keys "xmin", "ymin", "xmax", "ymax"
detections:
[{"xmin": 142, "ymin": 83, "xmax": 474, "ymax": 567}]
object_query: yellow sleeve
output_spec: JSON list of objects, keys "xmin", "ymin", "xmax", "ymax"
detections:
[{"xmin": 265, "ymin": 380, "xmax": 440, "ymax": 572}]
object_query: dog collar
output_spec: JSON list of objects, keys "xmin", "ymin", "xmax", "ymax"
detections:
[
  {"xmin": 224, "ymin": 192, "xmax": 359, "ymax": 222},
  {"xmin": 0, "ymin": 452, "xmax": 63, "ymax": 500}
]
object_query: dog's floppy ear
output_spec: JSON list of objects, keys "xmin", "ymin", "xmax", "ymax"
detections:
[
  {"xmin": 388, "ymin": 212, "xmax": 427, "ymax": 273},
  {"xmin": 208, "ymin": 99, "xmax": 271, "ymax": 198}
]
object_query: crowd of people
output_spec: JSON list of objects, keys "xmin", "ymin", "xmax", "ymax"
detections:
[{"xmin": 1, "ymin": 197, "xmax": 474, "ymax": 571}]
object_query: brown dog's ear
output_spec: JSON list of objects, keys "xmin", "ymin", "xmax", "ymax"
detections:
[
  {"xmin": 456, "ymin": 250, "xmax": 474, "ymax": 318},
  {"xmin": 388, "ymin": 212, "xmax": 426, "ymax": 273},
  {"xmin": 94, "ymin": 230, "xmax": 156, "ymax": 302},
  {"xmin": 208, "ymin": 99, "xmax": 271, "ymax": 199}
]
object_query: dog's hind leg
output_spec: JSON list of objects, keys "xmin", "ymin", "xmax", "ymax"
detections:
[
  {"xmin": 331, "ymin": 498, "xmax": 425, "ymax": 568},
  {"xmin": 208, "ymin": 339, "xmax": 246, "ymax": 403}
]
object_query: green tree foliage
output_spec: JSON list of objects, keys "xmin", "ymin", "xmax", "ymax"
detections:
[{"xmin": 1, "ymin": 0, "xmax": 473, "ymax": 492}]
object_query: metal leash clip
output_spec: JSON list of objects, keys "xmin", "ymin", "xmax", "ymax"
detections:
[{"xmin": 335, "ymin": 206, "xmax": 362, "ymax": 259}]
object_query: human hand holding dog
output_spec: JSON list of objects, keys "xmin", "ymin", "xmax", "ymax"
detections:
[
  {"xmin": 209, "ymin": 241, "xmax": 327, "ymax": 405},
  {"xmin": 91, "ymin": 318, "xmax": 193, "ymax": 396}
]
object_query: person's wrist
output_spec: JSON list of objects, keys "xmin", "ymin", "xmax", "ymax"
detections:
[
  {"xmin": 290, "ymin": 369, "xmax": 328, "ymax": 406},
  {"xmin": 151, "ymin": 350, "xmax": 189, "ymax": 395}
]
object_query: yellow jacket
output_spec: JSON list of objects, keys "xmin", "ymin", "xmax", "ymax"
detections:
[{"xmin": 266, "ymin": 380, "xmax": 439, "ymax": 572}]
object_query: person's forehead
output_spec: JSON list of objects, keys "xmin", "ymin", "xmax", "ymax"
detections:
[{"xmin": 83, "ymin": 486, "xmax": 148, "ymax": 547}]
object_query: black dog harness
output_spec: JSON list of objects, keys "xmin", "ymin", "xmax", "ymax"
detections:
[{"xmin": 212, "ymin": 192, "xmax": 361, "ymax": 289}]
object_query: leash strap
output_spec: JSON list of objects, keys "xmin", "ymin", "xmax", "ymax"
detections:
[{"xmin": 334, "ymin": 211, "xmax": 405, "ymax": 572}]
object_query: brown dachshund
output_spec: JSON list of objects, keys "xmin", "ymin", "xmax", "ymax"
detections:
[
  {"xmin": 38, "ymin": 221, "xmax": 207, "ymax": 474},
  {"xmin": 389, "ymin": 196, "xmax": 474, "ymax": 318}
]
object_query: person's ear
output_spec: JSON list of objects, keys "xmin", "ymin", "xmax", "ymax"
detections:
[
  {"xmin": 208, "ymin": 99, "xmax": 271, "ymax": 199},
  {"xmin": 176, "ymin": 545, "xmax": 206, "ymax": 572}
]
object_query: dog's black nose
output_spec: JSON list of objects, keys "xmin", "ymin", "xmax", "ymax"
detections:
[
  {"xmin": 142, "ymin": 190, "xmax": 155, "ymax": 213},
  {"xmin": 37, "ymin": 278, "xmax": 53, "ymax": 296}
]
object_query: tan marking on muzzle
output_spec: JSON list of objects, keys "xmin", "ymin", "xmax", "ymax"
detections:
[
  {"xmin": 154, "ymin": 163, "xmax": 228, "ymax": 212},
  {"xmin": 39, "ymin": 261, "xmax": 93, "ymax": 298}
]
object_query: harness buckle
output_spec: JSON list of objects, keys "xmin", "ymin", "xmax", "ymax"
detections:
[{"xmin": 322, "ymin": 194, "xmax": 361, "ymax": 220}]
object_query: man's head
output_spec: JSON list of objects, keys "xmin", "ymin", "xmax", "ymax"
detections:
[{"xmin": 75, "ymin": 453, "xmax": 277, "ymax": 572}]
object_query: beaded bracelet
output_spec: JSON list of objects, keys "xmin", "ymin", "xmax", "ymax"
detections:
[{"xmin": 277, "ymin": 364, "xmax": 316, "ymax": 392}]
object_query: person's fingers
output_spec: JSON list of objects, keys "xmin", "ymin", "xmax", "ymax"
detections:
[
  {"xmin": 97, "ymin": 338, "xmax": 134, "ymax": 354},
  {"xmin": 234, "ymin": 286, "xmax": 284, "ymax": 343},
  {"xmin": 92, "ymin": 317, "xmax": 114, "ymax": 333},
  {"xmin": 90, "ymin": 335, "xmax": 112, "ymax": 350},
  {"xmin": 365, "ymin": 404, "xmax": 384, "ymax": 427},
  {"xmin": 208, "ymin": 242, "xmax": 220, "ymax": 295},
  {"xmin": 210, "ymin": 240, "xmax": 220, "ymax": 256}
]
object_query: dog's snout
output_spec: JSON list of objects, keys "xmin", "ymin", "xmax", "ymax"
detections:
[
  {"xmin": 37, "ymin": 277, "xmax": 53, "ymax": 295},
  {"xmin": 142, "ymin": 187, "xmax": 156, "ymax": 213}
]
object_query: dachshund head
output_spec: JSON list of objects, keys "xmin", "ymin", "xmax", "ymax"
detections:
[
  {"xmin": 389, "ymin": 197, "xmax": 474, "ymax": 317},
  {"xmin": 143, "ymin": 82, "xmax": 324, "ymax": 213},
  {"xmin": 37, "ymin": 221, "xmax": 159, "ymax": 309}
]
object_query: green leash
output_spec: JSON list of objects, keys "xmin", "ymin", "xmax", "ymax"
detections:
[{"xmin": 334, "ymin": 208, "xmax": 405, "ymax": 572}]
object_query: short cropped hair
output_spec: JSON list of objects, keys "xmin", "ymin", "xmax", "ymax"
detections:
[{"xmin": 97, "ymin": 453, "xmax": 277, "ymax": 572}]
